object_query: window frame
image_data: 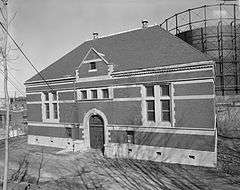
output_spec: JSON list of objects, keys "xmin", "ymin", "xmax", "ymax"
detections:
[
  {"xmin": 78, "ymin": 87, "xmax": 112, "ymax": 100},
  {"xmin": 161, "ymin": 99, "xmax": 171, "ymax": 122},
  {"xmin": 89, "ymin": 62, "xmax": 97, "ymax": 72},
  {"xmin": 102, "ymin": 89, "xmax": 109, "ymax": 99},
  {"xmin": 91, "ymin": 89, "xmax": 98, "ymax": 99},
  {"xmin": 81, "ymin": 90, "xmax": 88, "ymax": 100},
  {"xmin": 53, "ymin": 103, "xmax": 58, "ymax": 119},
  {"xmin": 142, "ymin": 84, "xmax": 173, "ymax": 127},
  {"xmin": 146, "ymin": 100, "xmax": 155, "ymax": 122},
  {"xmin": 45, "ymin": 103, "xmax": 50, "ymax": 119},
  {"xmin": 42, "ymin": 91, "xmax": 59, "ymax": 122}
]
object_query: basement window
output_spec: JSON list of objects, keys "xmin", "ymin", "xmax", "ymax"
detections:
[
  {"xmin": 66, "ymin": 127, "xmax": 72, "ymax": 138},
  {"xmin": 127, "ymin": 131, "xmax": 135, "ymax": 144}
]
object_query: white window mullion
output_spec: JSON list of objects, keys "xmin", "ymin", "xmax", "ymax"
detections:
[
  {"xmin": 49, "ymin": 93, "xmax": 53, "ymax": 120},
  {"xmin": 77, "ymin": 89, "xmax": 80, "ymax": 100},
  {"xmin": 56, "ymin": 91, "xmax": 60, "ymax": 120},
  {"xmin": 87, "ymin": 89, "xmax": 91, "ymax": 99},
  {"xmin": 41, "ymin": 92, "xmax": 46, "ymax": 121},
  {"xmin": 141, "ymin": 85, "xmax": 147, "ymax": 125},
  {"xmin": 97, "ymin": 89, "xmax": 102, "ymax": 99},
  {"xmin": 155, "ymin": 85, "xmax": 161, "ymax": 124},
  {"xmin": 170, "ymin": 83, "xmax": 175, "ymax": 127},
  {"xmin": 109, "ymin": 86, "xmax": 113, "ymax": 99}
]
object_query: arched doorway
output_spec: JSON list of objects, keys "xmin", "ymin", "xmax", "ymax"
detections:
[{"xmin": 89, "ymin": 114, "xmax": 105, "ymax": 151}]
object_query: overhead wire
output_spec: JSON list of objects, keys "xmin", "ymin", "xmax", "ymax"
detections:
[
  {"xmin": 0, "ymin": 68, "xmax": 25, "ymax": 96},
  {"xmin": 0, "ymin": 21, "xmax": 54, "ymax": 92},
  {"xmin": 0, "ymin": 62, "xmax": 25, "ymax": 90}
]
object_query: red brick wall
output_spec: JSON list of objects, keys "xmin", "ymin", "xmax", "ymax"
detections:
[
  {"xmin": 58, "ymin": 91, "xmax": 75, "ymax": 100},
  {"xmin": 28, "ymin": 125, "xmax": 83, "ymax": 140},
  {"xmin": 174, "ymin": 99, "xmax": 215, "ymax": 129},
  {"xmin": 174, "ymin": 82, "xmax": 214, "ymax": 96},
  {"xmin": 26, "ymin": 94, "xmax": 41, "ymax": 102},
  {"xmin": 59, "ymin": 101, "xmax": 142, "ymax": 125},
  {"xmin": 27, "ymin": 104, "xmax": 42, "ymax": 122},
  {"xmin": 113, "ymin": 87, "xmax": 141, "ymax": 98},
  {"xmin": 109, "ymin": 130, "xmax": 215, "ymax": 152}
]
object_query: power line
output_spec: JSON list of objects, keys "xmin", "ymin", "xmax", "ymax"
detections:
[
  {"xmin": 0, "ymin": 68, "xmax": 25, "ymax": 96},
  {"xmin": 0, "ymin": 21, "xmax": 54, "ymax": 92},
  {"xmin": 0, "ymin": 69, "xmax": 25, "ymax": 96},
  {"xmin": 0, "ymin": 62, "xmax": 25, "ymax": 89}
]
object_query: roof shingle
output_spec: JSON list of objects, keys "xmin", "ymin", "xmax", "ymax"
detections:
[{"xmin": 26, "ymin": 25, "xmax": 210, "ymax": 83}]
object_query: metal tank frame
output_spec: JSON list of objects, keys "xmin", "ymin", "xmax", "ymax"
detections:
[{"xmin": 160, "ymin": 3, "xmax": 240, "ymax": 95}]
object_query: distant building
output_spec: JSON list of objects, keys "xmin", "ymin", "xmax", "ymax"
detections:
[
  {"xmin": 0, "ymin": 97, "xmax": 27, "ymax": 130},
  {"xmin": 25, "ymin": 23, "xmax": 217, "ymax": 167}
]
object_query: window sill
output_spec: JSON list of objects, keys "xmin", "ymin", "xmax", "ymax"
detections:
[
  {"xmin": 89, "ymin": 69, "xmax": 97, "ymax": 72},
  {"xmin": 143, "ymin": 121, "xmax": 172, "ymax": 127},
  {"xmin": 78, "ymin": 98, "xmax": 113, "ymax": 102},
  {"xmin": 43, "ymin": 119, "xmax": 60, "ymax": 123}
]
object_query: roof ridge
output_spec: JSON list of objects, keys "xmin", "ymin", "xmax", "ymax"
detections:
[{"xmin": 85, "ymin": 24, "xmax": 159, "ymax": 42}]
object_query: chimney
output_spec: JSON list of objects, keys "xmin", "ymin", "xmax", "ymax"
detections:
[
  {"xmin": 93, "ymin": 32, "xmax": 98, "ymax": 39},
  {"xmin": 142, "ymin": 20, "xmax": 148, "ymax": 29}
]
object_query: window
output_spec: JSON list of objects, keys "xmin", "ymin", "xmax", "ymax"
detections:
[
  {"xmin": 78, "ymin": 88, "xmax": 112, "ymax": 100},
  {"xmin": 0, "ymin": 115, "xmax": 3, "ymax": 124},
  {"xmin": 53, "ymin": 103, "xmax": 58, "ymax": 119},
  {"xmin": 66, "ymin": 127, "xmax": 72, "ymax": 138},
  {"xmin": 45, "ymin": 103, "xmax": 50, "ymax": 119},
  {"xmin": 44, "ymin": 92, "xmax": 49, "ymax": 101},
  {"xmin": 147, "ymin": 100, "xmax": 155, "ymax": 121},
  {"xmin": 52, "ymin": 91, "xmax": 57, "ymax": 101},
  {"xmin": 146, "ymin": 86, "xmax": 154, "ymax": 97},
  {"xmin": 161, "ymin": 100, "xmax": 170, "ymax": 121},
  {"xmin": 102, "ymin": 89, "xmax": 109, "ymax": 99},
  {"xmin": 161, "ymin": 85, "xmax": 169, "ymax": 96},
  {"xmin": 81, "ymin": 90, "xmax": 87, "ymax": 99},
  {"xmin": 90, "ymin": 62, "xmax": 96, "ymax": 70},
  {"xmin": 127, "ymin": 131, "xmax": 135, "ymax": 144},
  {"xmin": 91, "ymin": 90, "xmax": 97, "ymax": 99},
  {"xmin": 0, "ymin": 115, "xmax": 6, "ymax": 125},
  {"xmin": 42, "ymin": 91, "xmax": 59, "ymax": 121},
  {"xmin": 144, "ymin": 84, "xmax": 172, "ymax": 125}
]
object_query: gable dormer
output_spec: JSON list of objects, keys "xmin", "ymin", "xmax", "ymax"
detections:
[{"xmin": 76, "ymin": 48, "xmax": 113, "ymax": 81}]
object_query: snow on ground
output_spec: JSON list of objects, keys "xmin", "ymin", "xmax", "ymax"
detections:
[{"xmin": 0, "ymin": 136, "xmax": 240, "ymax": 190}]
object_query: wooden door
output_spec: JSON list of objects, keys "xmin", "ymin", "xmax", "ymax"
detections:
[{"xmin": 89, "ymin": 115, "xmax": 104, "ymax": 150}]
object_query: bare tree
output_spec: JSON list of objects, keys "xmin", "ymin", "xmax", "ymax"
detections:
[{"xmin": 36, "ymin": 148, "xmax": 44, "ymax": 185}]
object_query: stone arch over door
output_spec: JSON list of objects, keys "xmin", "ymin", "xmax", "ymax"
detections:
[{"xmin": 83, "ymin": 108, "xmax": 109, "ymax": 150}]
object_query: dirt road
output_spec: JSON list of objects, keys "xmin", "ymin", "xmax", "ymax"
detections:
[{"xmin": 0, "ymin": 136, "xmax": 240, "ymax": 190}]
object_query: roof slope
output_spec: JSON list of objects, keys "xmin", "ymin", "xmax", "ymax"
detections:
[{"xmin": 26, "ymin": 25, "xmax": 210, "ymax": 83}]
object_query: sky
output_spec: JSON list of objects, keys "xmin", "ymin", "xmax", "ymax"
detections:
[{"xmin": 0, "ymin": 0, "xmax": 221, "ymax": 97}]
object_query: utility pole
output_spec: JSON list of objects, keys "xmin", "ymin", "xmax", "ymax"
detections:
[{"xmin": 1, "ymin": 0, "xmax": 8, "ymax": 190}]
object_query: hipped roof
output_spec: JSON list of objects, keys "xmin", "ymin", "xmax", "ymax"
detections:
[{"xmin": 26, "ymin": 25, "xmax": 210, "ymax": 83}]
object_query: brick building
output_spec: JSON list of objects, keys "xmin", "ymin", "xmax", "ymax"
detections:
[
  {"xmin": 25, "ymin": 23, "xmax": 217, "ymax": 167},
  {"xmin": 0, "ymin": 97, "xmax": 27, "ymax": 130}
]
